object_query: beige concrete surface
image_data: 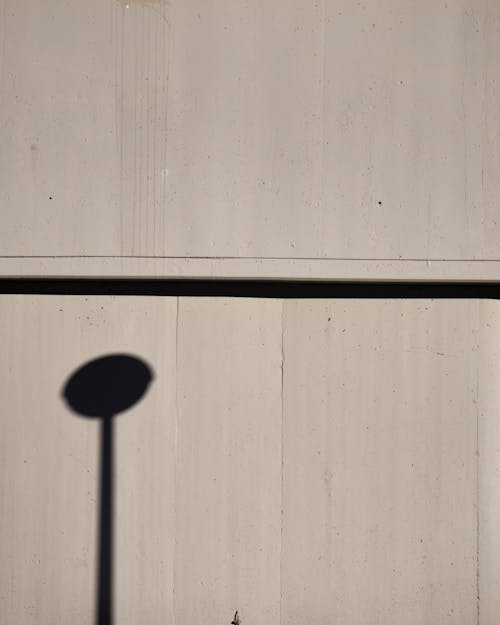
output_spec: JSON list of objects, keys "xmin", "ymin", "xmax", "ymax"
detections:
[
  {"xmin": 478, "ymin": 301, "xmax": 500, "ymax": 625},
  {"xmin": 0, "ymin": 296, "xmax": 496, "ymax": 623},
  {"xmin": 1, "ymin": 1, "xmax": 499, "ymax": 279},
  {"xmin": 282, "ymin": 300, "xmax": 480, "ymax": 624},
  {"xmin": 4, "ymin": 256, "xmax": 500, "ymax": 282},
  {"xmin": 0, "ymin": 295, "xmax": 177, "ymax": 625},
  {"xmin": 175, "ymin": 298, "xmax": 282, "ymax": 625}
]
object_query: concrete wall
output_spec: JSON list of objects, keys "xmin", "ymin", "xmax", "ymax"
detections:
[
  {"xmin": 2, "ymin": 5, "xmax": 498, "ymax": 624},
  {"xmin": 1, "ymin": 0, "xmax": 499, "ymax": 281},
  {"xmin": 1, "ymin": 294, "xmax": 498, "ymax": 624}
]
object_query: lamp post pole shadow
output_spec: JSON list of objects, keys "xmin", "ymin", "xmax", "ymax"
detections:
[
  {"xmin": 62, "ymin": 354, "xmax": 153, "ymax": 625},
  {"xmin": 97, "ymin": 414, "xmax": 114, "ymax": 625}
]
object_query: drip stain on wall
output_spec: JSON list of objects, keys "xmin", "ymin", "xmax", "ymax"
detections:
[
  {"xmin": 113, "ymin": 0, "xmax": 171, "ymax": 256},
  {"xmin": 117, "ymin": 0, "xmax": 168, "ymax": 7}
]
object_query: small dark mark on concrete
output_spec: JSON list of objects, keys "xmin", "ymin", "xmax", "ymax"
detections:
[{"xmin": 231, "ymin": 611, "xmax": 240, "ymax": 625}]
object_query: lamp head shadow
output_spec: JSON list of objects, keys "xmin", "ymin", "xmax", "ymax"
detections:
[{"xmin": 62, "ymin": 354, "xmax": 154, "ymax": 418}]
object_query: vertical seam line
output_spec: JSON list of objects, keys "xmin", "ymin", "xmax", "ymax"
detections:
[
  {"xmin": 173, "ymin": 295, "xmax": 179, "ymax": 625},
  {"xmin": 280, "ymin": 300, "xmax": 285, "ymax": 625}
]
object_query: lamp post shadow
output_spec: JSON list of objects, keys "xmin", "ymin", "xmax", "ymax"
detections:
[
  {"xmin": 62, "ymin": 354, "xmax": 153, "ymax": 625},
  {"xmin": 97, "ymin": 414, "xmax": 114, "ymax": 625}
]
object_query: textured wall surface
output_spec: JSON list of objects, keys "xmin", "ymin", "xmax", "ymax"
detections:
[
  {"xmin": 1, "ymin": 0, "xmax": 499, "ymax": 280},
  {"xmin": 1, "ymin": 295, "xmax": 497, "ymax": 623}
]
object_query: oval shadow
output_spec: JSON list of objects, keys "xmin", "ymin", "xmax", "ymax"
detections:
[{"xmin": 62, "ymin": 354, "xmax": 154, "ymax": 418}]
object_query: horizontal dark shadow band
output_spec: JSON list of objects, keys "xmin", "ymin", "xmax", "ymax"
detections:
[{"xmin": 1, "ymin": 279, "xmax": 500, "ymax": 298}]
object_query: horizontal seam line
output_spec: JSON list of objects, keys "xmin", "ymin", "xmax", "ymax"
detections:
[{"xmin": 2, "ymin": 256, "xmax": 500, "ymax": 263}]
